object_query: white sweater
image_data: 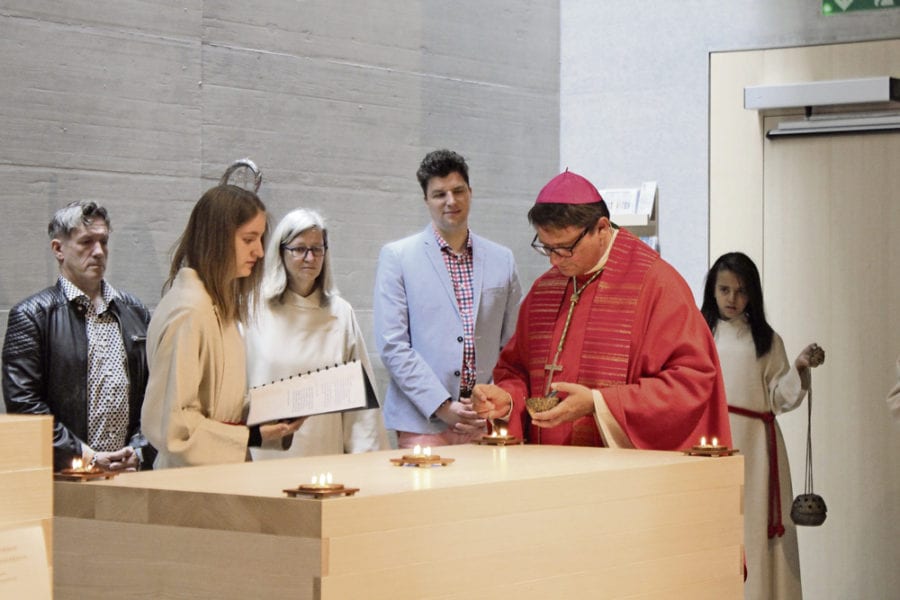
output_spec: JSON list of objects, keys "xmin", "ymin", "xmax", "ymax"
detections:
[{"xmin": 245, "ymin": 287, "xmax": 388, "ymax": 459}]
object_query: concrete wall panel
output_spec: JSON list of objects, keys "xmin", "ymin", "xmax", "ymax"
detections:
[{"xmin": 0, "ymin": 1, "xmax": 558, "ymax": 412}]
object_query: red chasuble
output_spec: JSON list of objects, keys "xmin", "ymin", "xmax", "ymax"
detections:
[{"xmin": 494, "ymin": 229, "xmax": 732, "ymax": 451}]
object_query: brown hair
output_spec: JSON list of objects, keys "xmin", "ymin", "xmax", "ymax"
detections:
[
  {"xmin": 166, "ymin": 184, "xmax": 267, "ymax": 323},
  {"xmin": 527, "ymin": 201, "xmax": 609, "ymax": 230},
  {"xmin": 416, "ymin": 149, "xmax": 470, "ymax": 196}
]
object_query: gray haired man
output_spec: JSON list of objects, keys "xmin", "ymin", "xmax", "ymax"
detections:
[{"xmin": 3, "ymin": 200, "xmax": 155, "ymax": 471}]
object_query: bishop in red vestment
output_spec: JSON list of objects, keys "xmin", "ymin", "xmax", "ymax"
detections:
[{"xmin": 474, "ymin": 171, "xmax": 731, "ymax": 451}]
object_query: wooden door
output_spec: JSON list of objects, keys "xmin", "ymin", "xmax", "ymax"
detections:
[
  {"xmin": 710, "ymin": 40, "xmax": 900, "ymax": 599},
  {"xmin": 762, "ymin": 123, "xmax": 900, "ymax": 598}
]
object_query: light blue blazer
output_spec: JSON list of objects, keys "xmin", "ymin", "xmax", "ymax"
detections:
[{"xmin": 373, "ymin": 225, "xmax": 522, "ymax": 434}]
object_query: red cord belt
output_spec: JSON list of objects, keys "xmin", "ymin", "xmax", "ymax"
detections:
[{"xmin": 728, "ymin": 405, "xmax": 785, "ymax": 538}]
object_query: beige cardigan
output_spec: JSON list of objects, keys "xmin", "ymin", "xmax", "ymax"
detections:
[{"xmin": 142, "ymin": 268, "xmax": 249, "ymax": 468}]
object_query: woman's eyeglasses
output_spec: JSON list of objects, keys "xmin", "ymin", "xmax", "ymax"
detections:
[{"xmin": 283, "ymin": 245, "xmax": 327, "ymax": 259}]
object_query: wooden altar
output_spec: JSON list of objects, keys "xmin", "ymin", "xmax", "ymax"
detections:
[
  {"xmin": 54, "ymin": 444, "xmax": 744, "ymax": 599},
  {"xmin": 0, "ymin": 414, "xmax": 53, "ymax": 598}
]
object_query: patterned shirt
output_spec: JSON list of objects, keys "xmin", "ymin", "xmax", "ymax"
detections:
[
  {"xmin": 433, "ymin": 227, "xmax": 476, "ymax": 393},
  {"xmin": 59, "ymin": 276, "xmax": 130, "ymax": 453}
]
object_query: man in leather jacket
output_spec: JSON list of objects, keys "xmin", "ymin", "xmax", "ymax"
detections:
[{"xmin": 2, "ymin": 200, "xmax": 155, "ymax": 471}]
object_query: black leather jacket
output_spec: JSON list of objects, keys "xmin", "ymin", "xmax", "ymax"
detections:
[{"xmin": 2, "ymin": 281, "xmax": 156, "ymax": 471}]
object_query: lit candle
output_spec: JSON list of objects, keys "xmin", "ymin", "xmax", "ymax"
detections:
[
  {"xmin": 700, "ymin": 436, "xmax": 708, "ymax": 447},
  {"xmin": 711, "ymin": 437, "xmax": 719, "ymax": 447},
  {"xmin": 423, "ymin": 447, "xmax": 432, "ymax": 457},
  {"xmin": 307, "ymin": 472, "xmax": 336, "ymax": 488},
  {"xmin": 71, "ymin": 457, "xmax": 84, "ymax": 471},
  {"xmin": 413, "ymin": 444, "xmax": 422, "ymax": 456},
  {"xmin": 499, "ymin": 427, "xmax": 508, "ymax": 437}
]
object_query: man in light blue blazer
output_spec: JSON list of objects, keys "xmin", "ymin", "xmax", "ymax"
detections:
[{"xmin": 374, "ymin": 149, "xmax": 522, "ymax": 448}]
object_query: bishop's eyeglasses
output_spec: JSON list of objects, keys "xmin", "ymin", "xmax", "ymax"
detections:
[
  {"xmin": 530, "ymin": 226, "xmax": 590, "ymax": 258},
  {"xmin": 283, "ymin": 244, "xmax": 328, "ymax": 259}
]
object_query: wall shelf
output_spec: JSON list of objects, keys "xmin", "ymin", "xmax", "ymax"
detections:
[{"xmin": 601, "ymin": 181, "xmax": 659, "ymax": 251}]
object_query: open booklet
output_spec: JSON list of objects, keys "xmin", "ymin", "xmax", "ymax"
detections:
[{"xmin": 246, "ymin": 359, "xmax": 379, "ymax": 426}]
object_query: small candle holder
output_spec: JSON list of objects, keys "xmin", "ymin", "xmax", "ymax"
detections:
[
  {"xmin": 477, "ymin": 434, "xmax": 523, "ymax": 446},
  {"xmin": 53, "ymin": 468, "xmax": 118, "ymax": 481},
  {"xmin": 284, "ymin": 473, "xmax": 359, "ymax": 498},
  {"xmin": 477, "ymin": 425, "xmax": 523, "ymax": 446},
  {"xmin": 54, "ymin": 462, "xmax": 118, "ymax": 482},
  {"xmin": 683, "ymin": 436, "xmax": 737, "ymax": 457},
  {"xmin": 283, "ymin": 483, "xmax": 359, "ymax": 499},
  {"xmin": 390, "ymin": 445, "xmax": 454, "ymax": 467}
]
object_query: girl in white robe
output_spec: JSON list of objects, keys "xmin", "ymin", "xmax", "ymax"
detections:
[{"xmin": 701, "ymin": 252, "xmax": 824, "ymax": 600}]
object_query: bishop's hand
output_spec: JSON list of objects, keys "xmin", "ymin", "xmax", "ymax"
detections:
[
  {"xmin": 471, "ymin": 384, "xmax": 512, "ymax": 421},
  {"xmin": 530, "ymin": 382, "xmax": 596, "ymax": 429}
]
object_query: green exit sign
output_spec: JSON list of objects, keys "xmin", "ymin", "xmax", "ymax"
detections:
[{"xmin": 824, "ymin": 0, "xmax": 900, "ymax": 14}]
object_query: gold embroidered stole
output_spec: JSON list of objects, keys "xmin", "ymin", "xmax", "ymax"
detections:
[{"xmin": 525, "ymin": 230, "xmax": 657, "ymax": 445}]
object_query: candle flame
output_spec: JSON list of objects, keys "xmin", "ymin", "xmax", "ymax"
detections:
[
  {"xmin": 72, "ymin": 457, "xmax": 83, "ymax": 471},
  {"xmin": 413, "ymin": 444, "xmax": 422, "ymax": 456},
  {"xmin": 326, "ymin": 472, "xmax": 333, "ymax": 484},
  {"xmin": 699, "ymin": 436, "xmax": 707, "ymax": 447},
  {"xmin": 423, "ymin": 447, "xmax": 432, "ymax": 456},
  {"xmin": 712, "ymin": 437, "xmax": 719, "ymax": 447},
  {"xmin": 499, "ymin": 427, "xmax": 508, "ymax": 437}
]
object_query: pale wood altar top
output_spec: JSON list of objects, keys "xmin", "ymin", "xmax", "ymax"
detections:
[{"xmin": 56, "ymin": 445, "xmax": 742, "ymax": 540}]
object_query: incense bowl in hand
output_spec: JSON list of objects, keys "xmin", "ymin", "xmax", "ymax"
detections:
[{"xmin": 525, "ymin": 395, "xmax": 560, "ymax": 417}]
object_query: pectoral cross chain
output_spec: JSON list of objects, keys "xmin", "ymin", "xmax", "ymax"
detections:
[
  {"xmin": 542, "ymin": 268, "xmax": 604, "ymax": 396},
  {"xmin": 543, "ymin": 362, "xmax": 564, "ymax": 396}
]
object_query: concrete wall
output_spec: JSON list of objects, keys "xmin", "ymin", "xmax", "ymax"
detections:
[{"xmin": 0, "ymin": 1, "xmax": 559, "ymax": 406}]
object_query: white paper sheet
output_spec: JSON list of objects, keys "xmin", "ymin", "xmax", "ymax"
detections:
[
  {"xmin": 0, "ymin": 525, "xmax": 51, "ymax": 600},
  {"xmin": 246, "ymin": 360, "xmax": 375, "ymax": 426}
]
